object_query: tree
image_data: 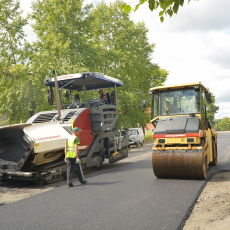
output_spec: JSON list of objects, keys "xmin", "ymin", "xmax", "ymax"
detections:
[
  {"xmin": 0, "ymin": 0, "xmax": 168, "ymax": 126},
  {"xmin": 218, "ymin": 117, "xmax": 230, "ymax": 131},
  {"xmin": 0, "ymin": 0, "xmax": 27, "ymax": 65},
  {"xmin": 30, "ymin": 0, "xmax": 93, "ymax": 73},
  {"xmin": 89, "ymin": 1, "xmax": 168, "ymax": 129},
  {"xmin": 214, "ymin": 118, "xmax": 221, "ymax": 130},
  {"xmin": 29, "ymin": 0, "xmax": 94, "ymax": 106},
  {"xmin": 120, "ymin": 0, "xmax": 199, "ymax": 22},
  {"xmin": 0, "ymin": 0, "xmax": 38, "ymax": 124},
  {"xmin": 206, "ymin": 89, "xmax": 219, "ymax": 126}
]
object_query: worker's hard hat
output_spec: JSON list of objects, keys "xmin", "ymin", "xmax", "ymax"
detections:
[
  {"xmin": 166, "ymin": 100, "xmax": 170, "ymax": 105},
  {"xmin": 72, "ymin": 127, "xmax": 81, "ymax": 132}
]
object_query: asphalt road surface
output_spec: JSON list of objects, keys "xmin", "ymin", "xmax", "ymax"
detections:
[{"xmin": 1, "ymin": 132, "xmax": 230, "ymax": 230}]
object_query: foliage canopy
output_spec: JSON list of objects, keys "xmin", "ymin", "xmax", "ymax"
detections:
[
  {"xmin": 218, "ymin": 117, "xmax": 230, "ymax": 131},
  {"xmin": 120, "ymin": 0, "xmax": 199, "ymax": 22},
  {"xmin": 206, "ymin": 89, "xmax": 219, "ymax": 126},
  {"xmin": 0, "ymin": 0, "xmax": 174, "ymax": 129}
]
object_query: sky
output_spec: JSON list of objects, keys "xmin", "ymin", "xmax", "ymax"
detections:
[{"xmin": 19, "ymin": 0, "xmax": 230, "ymax": 119}]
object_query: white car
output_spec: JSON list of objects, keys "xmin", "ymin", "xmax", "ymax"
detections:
[{"xmin": 128, "ymin": 128, "xmax": 144, "ymax": 148}]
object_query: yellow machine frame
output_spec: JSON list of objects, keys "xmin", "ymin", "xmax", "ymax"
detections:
[{"xmin": 150, "ymin": 82, "xmax": 217, "ymax": 179}]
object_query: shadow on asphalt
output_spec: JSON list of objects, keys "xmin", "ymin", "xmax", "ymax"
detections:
[{"xmin": 73, "ymin": 181, "xmax": 122, "ymax": 186}]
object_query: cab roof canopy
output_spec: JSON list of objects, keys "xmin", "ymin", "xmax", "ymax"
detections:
[
  {"xmin": 44, "ymin": 72, "xmax": 124, "ymax": 91},
  {"xmin": 150, "ymin": 82, "xmax": 207, "ymax": 92}
]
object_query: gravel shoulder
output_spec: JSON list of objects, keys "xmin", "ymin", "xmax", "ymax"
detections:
[{"xmin": 183, "ymin": 171, "xmax": 230, "ymax": 230}]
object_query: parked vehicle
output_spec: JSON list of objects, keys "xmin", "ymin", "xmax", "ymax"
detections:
[{"xmin": 128, "ymin": 128, "xmax": 144, "ymax": 148}]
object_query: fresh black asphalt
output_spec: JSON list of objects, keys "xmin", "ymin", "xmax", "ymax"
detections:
[{"xmin": 0, "ymin": 132, "xmax": 230, "ymax": 230}]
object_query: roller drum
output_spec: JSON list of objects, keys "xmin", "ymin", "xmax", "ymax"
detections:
[{"xmin": 152, "ymin": 149, "xmax": 207, "ymax": 179}]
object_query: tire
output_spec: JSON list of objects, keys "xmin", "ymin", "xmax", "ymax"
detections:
[
  {"xmin": 210, "ymin": 142, "xmax": 218, "ymax": 166},
  {"xmin": 202, "ymin": 155, "xmax": 207, "ymax": 179},
  {"xmin": 136, "ymin": 142, "xmax": 139, "ymax": 148}
]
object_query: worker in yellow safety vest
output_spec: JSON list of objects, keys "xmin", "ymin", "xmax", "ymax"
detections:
[{"xmin": 65, "ymin": 127, "xmax": 87, "ymax": 187}]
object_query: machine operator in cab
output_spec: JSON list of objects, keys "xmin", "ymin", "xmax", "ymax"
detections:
[
  {"xmin": 165, "ymin": 100, "xmax": 178, "ymax": 115},
  {"xmin": 99, "ymin": 88, "xmax": 109, "ymax": 104},
  {"xmin": 65, "ymin": 127, "xmax": 87, "ymax": 187}
]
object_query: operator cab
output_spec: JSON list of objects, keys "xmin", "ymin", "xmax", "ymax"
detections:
[
  {"xmin": 155, "ymin": 87, "xmax": 201, "ymax": 116},
  {"xmin": 44, "ymin": 72, "xmax": 122, "ymax": 109},
  {"xmin": 148, "ymin": 82, "xmax": 213, "ymax": 130},
  {"xmin": 44, "ymin": 72, "xmax": 123, "ymax": 131}
]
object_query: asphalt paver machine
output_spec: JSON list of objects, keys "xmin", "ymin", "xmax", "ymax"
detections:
[{"xmin": 0, "ymin": 72, "xmax": 129, "ymax": 184}]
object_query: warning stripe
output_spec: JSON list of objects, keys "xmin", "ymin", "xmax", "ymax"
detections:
[{"xmin": 153, "ymin": 133, "xmax": 199, "ymax": 138}]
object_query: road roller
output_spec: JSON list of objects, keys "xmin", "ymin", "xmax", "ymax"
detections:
[{"xmin": 147, "ymin": 82, "xmax": 217, "ymax": 179}]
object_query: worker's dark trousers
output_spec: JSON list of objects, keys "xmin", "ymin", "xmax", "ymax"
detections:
[{"xmin": 66, "ymin": 158, "xmax": 85, "ymax": 185}]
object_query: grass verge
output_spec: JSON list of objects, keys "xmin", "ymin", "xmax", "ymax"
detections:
[{"xmin": 145, "ymin": 130, "xmax": 153, "ymax": 141}]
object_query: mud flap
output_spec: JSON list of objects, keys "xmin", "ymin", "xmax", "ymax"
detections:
[
  {"xmin": 109, "ymin": 147, "xmax": 128, "ymax": 164},
  {"xmin": 86, "ymin": 156, "xmax": 103, "ymax": 168}
]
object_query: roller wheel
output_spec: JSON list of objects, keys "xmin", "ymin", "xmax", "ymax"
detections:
[
  {"xmin": 152, "ymin": 148, "xmax": 207, "ymax": 179},
  {"xmin": 202, "ymin": 156, "xmax": 207, "ymax": 179},
  {"xmin": 210, "ymin": 142, "xmax": 218, "ymax": 166}
]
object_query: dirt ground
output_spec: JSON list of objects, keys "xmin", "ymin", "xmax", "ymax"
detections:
[
  {"xmin": 183, "ymin": 171, "xmax": 230, "ymax": 230},
  {"xmin": 0, "ymin": 182, "xmax": 56, "ymax": 205}
]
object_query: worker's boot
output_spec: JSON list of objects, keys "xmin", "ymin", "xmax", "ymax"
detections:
[{"xmin": 80, "ymin": 180, "xmax": 87, "ymax": 185}]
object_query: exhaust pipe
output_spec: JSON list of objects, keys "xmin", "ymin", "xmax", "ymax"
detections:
[{"xmin": 53, "ymin": 70, "xmax": 61, "ymax": 120}]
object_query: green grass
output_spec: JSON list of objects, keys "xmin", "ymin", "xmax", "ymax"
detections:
[{"xmin": 145, "ymin": 130, "xmax": 153, "ymax": 141}]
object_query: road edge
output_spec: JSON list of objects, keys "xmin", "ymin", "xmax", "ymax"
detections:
[{"xmin": 178, "ymin": 145, "xmax": 230, "ymax": 230}]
